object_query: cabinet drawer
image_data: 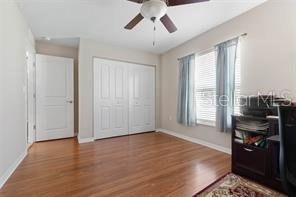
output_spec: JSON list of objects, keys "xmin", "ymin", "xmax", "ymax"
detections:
[{"xmin": 233, "ymin": 143, "xmax": 267, "ymax": 176}]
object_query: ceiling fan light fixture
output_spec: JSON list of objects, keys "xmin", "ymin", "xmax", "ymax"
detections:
[{"xmin": 140, "ymin": 0, "xmax": 167, "ymax": 21}]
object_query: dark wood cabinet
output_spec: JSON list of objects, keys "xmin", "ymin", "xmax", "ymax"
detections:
[
  {"xmin": 233, "ymin": 142, "xmax": 267, "ymax": 176},
  {"xmin": 232, "ymin": 115, "xmax": 284, "ymax": 192}
]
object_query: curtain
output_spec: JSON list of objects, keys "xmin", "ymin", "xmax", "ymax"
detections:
[
  {"xmin": 216, "ymin": 38, "xmax": 239, "ymax": 132},
  {"xmin": 177, "ymin": 54, "xmax": 197, "ymax": 127}
]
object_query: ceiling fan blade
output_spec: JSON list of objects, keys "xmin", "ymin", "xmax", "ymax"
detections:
[
  {"xmin": 124, "ymin": 13, "xmax": 144, "ymax": 30},
  {"xmin": 168, "ymin": 0, "xmax": 209, "ymax": 6},
  {"xmin": 126, "ymin": 0, "xmax": 143, "ymax": 3},
  {"xmin": 160, "ymin": 14, "xmax": 177, "ymax": 33}
]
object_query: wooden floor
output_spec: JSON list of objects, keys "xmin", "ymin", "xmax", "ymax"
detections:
[{"xmin": 0, "ymin": 132, "xmax": 231, "ymax": 197}]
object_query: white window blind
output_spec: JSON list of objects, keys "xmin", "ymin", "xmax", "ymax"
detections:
[
  {"xmin": 195, "ymin": 50, "xmax": 216, "ymax": 125},
  {"xmin": 195, "ymin": 43, "xmax": 241, "ymax": 125},
  {"xmin": 234, "ymin": 42, "xmax": 241, "ymax": 115}
]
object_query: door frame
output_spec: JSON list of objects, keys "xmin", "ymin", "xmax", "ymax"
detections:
[{"xmin": 25, "ymin": 39, "xmax": 36, "ymax": 148}]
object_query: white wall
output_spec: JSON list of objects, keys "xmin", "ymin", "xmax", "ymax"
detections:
[
  {"xmin": 0, "ymin": 0, "xmax": 35, "ymax": 187},
  {"xmin": 160, "ymin": 0, "xmax": 296, "ymax": 149},
  {"xmin": 35, "ymin": 41, "xmax": 79, "ymax": 135},
  {"xmin": 78, "ymin": 38, "xmax": 160, "ymax": 139}
]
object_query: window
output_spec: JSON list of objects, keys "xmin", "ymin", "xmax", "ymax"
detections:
[
  {"xmin": 195, "ymin": 50, "xmax": 216, "ymax": 126},
  {"xmin": 195, "ymin": 43, "xmax": 241, "ymax": 126}
]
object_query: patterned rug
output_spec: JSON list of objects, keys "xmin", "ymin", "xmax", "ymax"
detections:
[{"xmin": 193, "ymin": 173, "xmax": 286, "ymax": 197}]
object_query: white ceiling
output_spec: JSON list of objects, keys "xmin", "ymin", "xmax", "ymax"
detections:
[{"xmin": 17, "ymin": 0, "xmax": 266, "ymax": 54}]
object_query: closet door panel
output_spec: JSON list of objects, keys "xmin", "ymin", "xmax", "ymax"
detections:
[
  {"xmin": 114, "ymin": 106, "xmax": 124, "ymax": 128},
  {"xmin": 101, "ymin": 65, "xmax": 111, "ymax": 99},
  {"xmin": 129, "ymin": 66, "xmax": 143, "ymax": 132},
  {"xmin": 115, "ymin": 67, "xmax": 124, "ymax": 98},
  {"xmin": 94, "ymin": 58, "xmax": 129, "ymax": 139},
  {"xmin": 94, "ymin": 62, "xmax": 113, "ymax": 137},
  {"xmin": 101, "ymin": 106, "xmax": 111, "ymax": 130},
  {"xmin": 129, "ymin": 65, "xmax": 155, "ymax": 134},
  {"xmin": 134, "ymin": 105, "xmax": 144, "ymax": 126},
  {"xmin": 143, "ymin": 66, "xmax": 155, "ymax": 130},
  {"xmin": 144, "ymin": 106, "xmax": 153, "ymax": 126},
  {"xmin": 113, "ymin": 62, "xmax": 129, "ymax": 135}
]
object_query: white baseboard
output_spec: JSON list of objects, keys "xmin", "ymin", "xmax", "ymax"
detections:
[
  {"xmin": 77, "ymin": 136, "xmax": 94, "ymax": 144},
  {"xmin": 157, "ymin": 128, "xmax": 231, "ymax": 155},
  {"xmin": 0, "ymin": 150, "xmax": 27, "ymax": 189}
]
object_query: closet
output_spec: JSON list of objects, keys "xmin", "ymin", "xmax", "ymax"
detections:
[{"xmin": 94, "ymin": 58, "xmax": 155, "ymax": 139}]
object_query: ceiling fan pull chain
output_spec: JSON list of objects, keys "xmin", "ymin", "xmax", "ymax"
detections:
[{"xmin": 153, "ymin": 22, "xmax": 156, "ymax": 46}]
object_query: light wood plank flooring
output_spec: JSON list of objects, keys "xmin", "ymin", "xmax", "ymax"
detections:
[{"xmin": 0, "ymin": 132, "xmax": 230, "ymax": 197}]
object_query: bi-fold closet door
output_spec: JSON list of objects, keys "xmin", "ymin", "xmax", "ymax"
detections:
[
  {"xmin": 94, "ymin": 58, "xmax": 155, "ymax": 139},
  {"xmin": 128, "ymin": 64, "xmax": 155, "ymax": 134}
]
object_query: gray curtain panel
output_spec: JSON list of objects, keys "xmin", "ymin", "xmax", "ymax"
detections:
[
  {"xmin": 216, "ymin": 38, "xmax": 239, "ymax": 132},
  {"xmin": 177, "ymin": 54, "xmax": 197, "ymax": 127}
]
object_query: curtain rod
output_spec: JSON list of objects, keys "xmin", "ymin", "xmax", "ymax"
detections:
[
  {"xmin": 178, "ymin": 33, "xmax": 247, "ymax": 61},
  {"xmin": 216, "ymin": 32, "xmax": 247, "ymax": 46}
]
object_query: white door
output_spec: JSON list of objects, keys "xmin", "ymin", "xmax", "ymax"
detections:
[
  {"xmin": 36, "ymin": 55, "xmax": 74, "ymax": 141},
  {"xmin": 94, "ymin": 58, "xmax": 129, "ymax": 139},
  {"xmin": 129, "ymin": 64, "xmax": 155, "ymax": 134}
]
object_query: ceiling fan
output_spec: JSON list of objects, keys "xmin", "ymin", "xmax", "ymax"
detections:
[{"xmin": 125, "ymin": 0, "xmax": 209, "ymax": 33}]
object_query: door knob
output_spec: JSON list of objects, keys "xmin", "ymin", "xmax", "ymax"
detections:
[{"xmin": 66, "ymin": 100, "xmax": 73, "ymax": 104}]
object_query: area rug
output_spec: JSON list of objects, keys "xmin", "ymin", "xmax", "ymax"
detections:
[{"xmin": 193, "ymin": 173, "xmax": 286, "ymax": 197}]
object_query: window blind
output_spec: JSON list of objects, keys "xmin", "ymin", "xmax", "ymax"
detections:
[
  {"xmin": 195, "ymin": 43, "xmax": 241, "ymax": 124},
  {"xmin": 234, "ymin": 42, "xmax": 241, "ymax": 114},
  {"xmin": 195, "ymin": 50, "xmax": 216, "ymax": 123}
]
